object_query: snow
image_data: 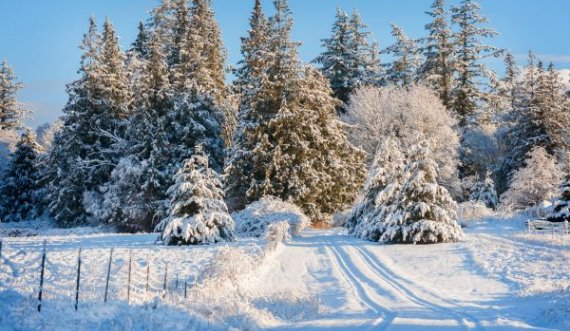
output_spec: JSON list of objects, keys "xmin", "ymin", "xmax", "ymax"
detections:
[
  {"xmin": 2, "ymin": 217, "xmax": 569, "ymax": 330},
  {"xmin": 233, "ymin": 197, "xmax": 310, "ymax": 238}
]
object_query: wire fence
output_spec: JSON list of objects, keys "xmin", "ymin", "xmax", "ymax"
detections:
[{"xmin": 0, "ymin": 239, "xmax": 204, "ymax": 313}]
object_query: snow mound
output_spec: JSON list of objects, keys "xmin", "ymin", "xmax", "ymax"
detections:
[{"xmin": 233, "ymin": 197, "xmax": 310, "ymax": 238}]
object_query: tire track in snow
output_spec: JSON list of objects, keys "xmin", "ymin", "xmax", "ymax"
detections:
[
  {"xmin": 351, "ymin": 245, "xmax": 485, "ymax": 331},
  {"xmin": 325, "ymin": 245, "xmax": 396, "ymax": 330}
]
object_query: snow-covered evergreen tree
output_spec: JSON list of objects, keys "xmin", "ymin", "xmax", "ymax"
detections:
[
  {"xmin": 451, "ymin": 0, "xmax": 502, "ymax": 126},
  {"xmin": 131, "ymin": 21, "xmax": 150, "ymax": 59},
  {"xmin": 347, "ymin": 11, "xmax": 383, "ymax": 89},
  {"xmin": 186, "ymin": 0, "xmax": 227, "ymax": 103},
  {"xmin": 313, "ymin": 8, "xmax": 381, "ymax": 110},
  {"xmin": 157, "ymin": 148, "xmax": 234, "ymax": 245},
  {"xmin": 233, "ymin": 0, "xmax": 270, "ymax": 96},
  {"xmin": 419, "ymin": 0, "xmax": 454, "ymax": 109},
  {"xmin": 348, "ymin": 142, "xmax": 463, "ymax": 244},
  {"xmin": 501, "ymin": 146, "xmax": 562, "ymax": 210},
  {"xmin": 0, "ymin": 60, "xmax": 28, "ymax": 131},
  {"xmin": 227, "ymin": 0, "xmax": 365, "ymax": 219},
  {"xmin": 47, "ymin": 18, "xmax": 132, "ymax": 227},
  {"xmin": 383, "ymin": 24, "xmax": 420, "ymax": 87},
  {"xmin": 498, "ymin": 54, "xmax": 570, "ymax": 195},
  {"xmin": 468, "ymin": 173, "xmax": 498, "ymax": 210},
  {"xmin": 344, "ymin": 86, "xmax": 461, "ymax": 195},
  {"xmin": 92, "ymin": 31, "xmax": 173, "ymax": 232},
  {"xmin": 313, "ymin": 7, "xmax": 352, "ymax": 106},
  {"xmin": 548, "ymin": 174, "xmax": 570, "ymax": 223},
  {"xmin": 0, "ymin": 130, "xmax": 42, "ymax": 222}
]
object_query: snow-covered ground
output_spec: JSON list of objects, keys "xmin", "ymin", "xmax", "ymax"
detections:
[{"xmin": 1, "ymin": 219, "xmax": 569, "ymax": 330}]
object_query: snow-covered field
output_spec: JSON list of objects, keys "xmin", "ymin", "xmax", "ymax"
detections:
[{"xmin": 1, "ymin": 219, "xmax": 569, "ymax": 330}]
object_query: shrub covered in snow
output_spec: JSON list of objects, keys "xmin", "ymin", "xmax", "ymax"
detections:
[
  {"xmin": 457, "ymin": 201, "xmax": 494, "ymax": 227},
  {"xmin": 156, "ymin": 150, "xmax": 235, "ymax": 245},
  {"xmin": 548, "ymin": 175, "xmax": 570, "ymax": 222},
  {"xmin": 501, "ymin": 147, "xmax": 562, "ymax": 211},
  {"xmin": 233, "ymin": 197, "xmax": 310, "ymax": 238}
]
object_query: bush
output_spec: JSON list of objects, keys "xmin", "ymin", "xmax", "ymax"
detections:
[
  {"xmin": 233, "ymin": 197, "xmax": 310, "ymax": 238},
  {"xmin": 457, "ymin": 201, "xmax": 494, "ymax": 227}
]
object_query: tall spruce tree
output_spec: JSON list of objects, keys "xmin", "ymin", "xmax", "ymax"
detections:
[
  {"xmin": 419, "ymin": 0, "xmax": 454, "ymax": 109},
  {"xmin": 383, "ymin": 24, "xmax": 421, "ymax": 87},
  {"xmin": 314, "ymin": 8, "xmax": 382, "ymax": 111},
  {"xmin": 227, "ymin": 0, "xmax": 366, "ymax": 219},
  {"xmin": 451, "ymin": 0, "xmax": 501, "ymax": 126},
  {"xmin": 0, "ymin": 60, "xmax": 28, "ymax": 131},
  {"xmin": 48, "ymin": 18, "xmax": 131, "ymax": 227},
  {"xmin": 186, "ymin": 0, "xmax": 227, "ymax": 103},
  {"xmin": 93, "ymin": 32, "xmax": 174, "ymax": 232},
  {"xmin": 157, "ymin": 147, "xmax": 235, "ymax": 245},
  {"xmin": 0, "ymin": 130, "xmax": 42, "ymax": 222},
  {"xmin": 233, "ymin": 0, "xmax": 270, "ymax": 95}
]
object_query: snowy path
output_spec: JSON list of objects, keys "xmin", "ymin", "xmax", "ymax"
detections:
[
  {"xmin": 259, "ymin": 229, "xmax": 561, "ymax": 330},
  {"xmin": 1, "ymin": 223, "xmax": 568, "ymax": 330}
]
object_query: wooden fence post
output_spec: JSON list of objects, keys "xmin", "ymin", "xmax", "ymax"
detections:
[
  {"xmin": 145, "ymin": 255, "xmax": 150, "ymax": 294},
  {"xmin": 75, "ymin": 248, "xmax": 82, "ymax": 311},
  {"xmin": 104, "ymin": 248, "xmax": 114, "ymax": 303},
  {"xmin": 37, "ymin": 240, "xmax": 47, "ymax": 312},
  {"xmin": 127, "ymin": 250, "xmax": 132, "ymax": 304},
  {"xmin": 184, "ymin": 281, "xmax": 187, "ymax": 299},
  {"xmin": 163, "ymin": 264, "xmax": 168, "ymax": 297},
  {"xmin": 0, "ymin": 239, "xmax": 3, "ymax": 259}
]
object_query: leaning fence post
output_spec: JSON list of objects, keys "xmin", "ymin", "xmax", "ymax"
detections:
[
  {"xmin": 37, "ymin": 240, "xmax": 47, "ymax": 312},
  {"xmin": 104, "ymin": 248, "xmax": 114, "ymax": 303},
  {"xmin": 75, "ymin": 248, "xmax": 82, "ymax": 311},
  {"xmin": 127, "ymin": 250, "xmax": 133, "ymax": 304}
]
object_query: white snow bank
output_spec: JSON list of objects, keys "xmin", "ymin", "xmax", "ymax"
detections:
[{"xmin": 233, "ymin": 197, "xmax": 310, "ymax": 238}]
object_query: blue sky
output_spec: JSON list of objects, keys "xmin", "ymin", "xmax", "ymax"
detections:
[{"xmin": 1, "ymin": 0, "xmax": 569, "ymax": 127}]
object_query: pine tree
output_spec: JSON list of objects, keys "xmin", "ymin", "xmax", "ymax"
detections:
[
  {"xmin": 157, "ymin": 148, "xmax": 235, "ymax": 245},
  {"xmin": 93, "ymin": 32, "xmax": 173, "ymax": 232},
  {"xmin": 0, "ymin": 60, "xmax": 28, "ymax": 131},
  {"xmin": 419, "ymin": 0, "xmax": 454, "ymax": 109},
  {"xmin": 0, "ymin": 130, "xmax": 42, "ymax": 222},
  {"xmin": 451, "ymin": 0, "xmax": 502, "ymax": 126},
  {"xmin": 227, "ymin": 0, "xmax": 366, "ymax": 219},
  {"xmin": 131, "ymin": 21, "xmax": 150, "ymax": 59},
  {"xmin": 347, "ymin": 11, "xmax": 383, "ymax": 88},
  {"xmin": 48, "ymin": 18, "xmax": 131, "ymax": 227},
  {"xmin": 169, "ymin": 0, "xmax": 192, "ymax": 91},
  {"xmin": 468, "ymin": 173, "xmax": 498, "ymax": 210},
  {"xmin": 501, "ymin": 146, "xmax": 561, "ymax": 210},
  {"xmin": 233, "ymin": 0, "xmax": 271, "ymax": 95},
  {"xmin": 548, "ymin": 173, "xmax": 570, "ymax": 223},
  {"xmin": 314, "ymin": 8, "xmax": 382, "ymax": 111},
  {"xmin": 186, "ymin": 0, "xmax": 227, "ymax": 103},
  {"xmin": 348, "ymin": 142, "xmax": 463, "ymax": 244},
  {"xmin": 383, "ymin": 24, "xmax": 421, "ymax": 87},
  {"xmin": 313, "ymin": 8, "xmax": 353, "ymax": 106}
]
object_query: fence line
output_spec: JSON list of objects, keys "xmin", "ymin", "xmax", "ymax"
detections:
[{"xmin": 0, "ymin": 242, "xmax": 204, "ymax": 313}]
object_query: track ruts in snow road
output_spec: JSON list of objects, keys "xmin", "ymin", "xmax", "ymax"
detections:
[
  {"xmin": 325, "ymin": 245, "xmax": 397, "ymax": 330},
  {"xmin": 352, "ymin": 245, "xmax": 485, "ymax": 331}
]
